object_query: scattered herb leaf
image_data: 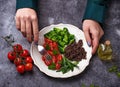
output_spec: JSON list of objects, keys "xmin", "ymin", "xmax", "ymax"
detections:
[
  {"xmin": 1, "ymin": 34, "xmax": 15, "ymax": 46},
  {"xmin": 108, "ymin": 65, "xmax": 120, "ymax": 78}
]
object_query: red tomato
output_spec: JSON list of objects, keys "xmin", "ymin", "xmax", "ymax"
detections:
[
  {"xmin": 47, "ymin": 51, "xmax": 53, "ymax": 56},
  {"xmin": 52, "ymin": 56, "xmax": 57, "ymax": 64},
  {"xmin": 52, "ymin": 42, "xmax": 58, "ymax": 49},
  {"xmin": 25, "ymin": 63, "xmax": 33, "ymax": 71},
  {"xmin": 13, "ymin": 44, "xmax": 23, "ymax": 52},
  {"xmin": 44, "ymin": 38, "xmax": 53, "ymax": 43},
  {"xmin": 44, "ymin": 59, "xmax": 52, "ymax": 66},
  {"xmin": 14, "ymin": 58, "xmax": 22, "ymax": 66},
  {"xmin": 57, "ymin": 54, "xmax": 63, "ymax": 62},
  {"xmin": 20, "ymin": 49, "xmax": 29, "ymax": 58},
  {"xmin": 7, "ymin": 51, "xmax": 16, "ymax": 61},
  {"xmin": 55, "ymin": 63, "xmax": 61, "ymax": 70},
  {"xmin": 17, "ymin": 65, "xmax": 25, "ymax": 74},
  {"xmin": 42, "ymin": 56, "xmax": 46, "ymax": 61},
  {"xmin": 43, "ymin": 43, "xmax": 46, "ymax": 48},
  {"xmin": 49, "ymin": 43, "xmax": 54, "ymax": 50},
  {"xmin": 44, "ymin": 43, "xmax": 50, "ymax": 50},
  {"xmin": 25, "ymin": 56, "xmax": 33, "ymax": 63}
]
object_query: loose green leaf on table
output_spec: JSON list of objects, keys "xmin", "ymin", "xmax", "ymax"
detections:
[{"xmin": 108, "ymin": 65, "xmax": 120, "ymax": 78}]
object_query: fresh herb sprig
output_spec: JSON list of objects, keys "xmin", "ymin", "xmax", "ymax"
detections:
[{"xmin": 1, "ymin": 34, "xmax": 15, "ymax": 46}]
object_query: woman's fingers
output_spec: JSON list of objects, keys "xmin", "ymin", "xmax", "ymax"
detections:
[
  {"xmin": 32, "ymin": 16, "xmax": 39, "ymax": 43},
  {"xmin": 82, "ymin": 19, "xmax": 104, "ymax": 54},
  {"xmin": 15, "ymin": 16, "xmax": 21, "ymax": 30},
  {"xmin": 92, "ymin": 37, "xmax": 99, "ymax": 54},
  {"xmin": 20, "ymin": 16, "xmax": 26, "ymax": 37},
  {"xmin": 15, "ymin": 8, "xmax": 39, "ymax": 42},
  {"xmin": 25, "ymin": 16, "xmax": 32, "ymax": 42},
  {"xmin": 83, "ymin": 26, "xmax": 92, "ymax": 47}
]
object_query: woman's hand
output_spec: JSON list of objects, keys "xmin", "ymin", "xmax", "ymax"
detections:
[
  {"xmin": 15, "ymin": 8, "xmax": 39, "ymax": 42},
  {"xmin": 82, "ymin": 20, "xmax": 104, "ymax": 54}
]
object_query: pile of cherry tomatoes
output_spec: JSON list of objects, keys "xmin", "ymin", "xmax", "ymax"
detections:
[
  {"xmin": 42, "ymin": 38, "xmax": 63, "ymax": 70},
  {"xmin": 7, "ymin": 44, "xmax": 33, "ymax": 74}
]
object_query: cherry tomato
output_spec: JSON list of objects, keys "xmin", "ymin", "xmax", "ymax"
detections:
[
  {"xmin": 7, "ymin": 51, "xmax": 16, "ymax": 61},
  {"xmin": 55, "ymin": 63, "xmax": 61, "ymax": 70},
  {"xmin": 49, "ymin": 43, "xmax": 54, "ymax": 50},
  {"xmin": 44, "ymin": 59, "xmax": 52, "ymax": 66},
  {"xmin": 42, "ymin": 56, "xmax": 46, "ymax": 61},
  {"xmin": 44, "ymin": 43, "xmax": 50, "ymax": 50},
  {"xmin": 14, "ymin": 58, "xmax": 22, "ymax": 66},
  {"xmin": 25, "ymin": 56, "xmax": 33, "ymax": 63},
  {"xmin": 57, "ymin": 54, "xmax": 62, "ymax": 62},
  {"xmin": 44, "ymin": 38, "xmax": 53, "ymax": 43},
  {"xmin": 43, "ymin": 43, "xmax": 46, "ymax": 48},
  {"xmin": 52, "ymin": 42, "xmax": 58, "ymax": 49},
  {"xmin": 25, "ymin": 63, "xmax": 33, "ymax": 71},
  {"xmin": 20, "ymin": 49, "xmax": 29, "ymax": 58},
  {"xmin": 13, "ymin": 44, "xmax": 23, "ymax": 52},
  {"xmin": 47, "ymin": 51, "xmax": 53, "ymax": 56},
  {"xmin": 52, "ymin": 56, "xmax": 57, "ymax": 64},
  {"xmin": 17, "ymin": 65, "xmax": 25, "ymax": 74}
]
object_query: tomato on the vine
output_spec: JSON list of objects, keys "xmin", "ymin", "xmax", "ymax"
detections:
[
  {"xmin": 17, "ymin": 65, "xmax": 25, "ymax": 74},
  {"xmin": 25, "ymin": 56, "xmax": 33, "ymax": 63},
  {"xmin": 20, "ymin": 49, "xmax": 29, "ymax": 58},
  {"xmin": 14, "ymin": 58, "xmax": 22, "ymax": 66},
  {"xmin": 7, "ymin": 51, "xmax": 16, "ymax": 61},
  {"xmin": 13, "ymin": 44, "xmax": 23, "ymax": 52},
  {"xmin": 5, "ymin": 36, "xmax": 34, "ymax": 74},
  {"xmin": 25, "ymin": 63, "xmax": 33, "ymax": 71}
]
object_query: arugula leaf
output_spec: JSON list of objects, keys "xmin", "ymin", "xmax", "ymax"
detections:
[
  {"xmin": 45, "ymin": 44, "xmax": 50, "ymax": 50},
  {"xmin": 48, "ymin": 63, "xmax": 56, "ymax": 70},
  {"xmin": 52, "ymin": 49, "xmax": 59, "ymax": 55}
]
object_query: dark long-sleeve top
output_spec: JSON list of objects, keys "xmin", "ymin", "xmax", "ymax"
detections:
[{"xmin": 16, "ymin": 0, "xmax": 108, "ymax": 24}]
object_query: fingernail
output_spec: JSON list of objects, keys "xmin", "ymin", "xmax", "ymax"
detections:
[{"xmin": 87, "ymin": 42, "xmax": 91, "ymax": 47}]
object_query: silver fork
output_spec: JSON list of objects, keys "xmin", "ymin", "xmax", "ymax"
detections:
[{"xmin": 34, "ymin": 42, "xmax": 52, "ymax": 60}]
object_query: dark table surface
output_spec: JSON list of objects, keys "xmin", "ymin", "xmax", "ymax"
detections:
[{"xmin": 0, "ymin": 0, "xmax": 120, "ymax": 87}]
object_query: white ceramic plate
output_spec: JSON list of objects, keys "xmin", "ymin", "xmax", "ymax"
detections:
[{"xmin": 30, "ymin": 24, "xmax": 92, "ymax": 78}]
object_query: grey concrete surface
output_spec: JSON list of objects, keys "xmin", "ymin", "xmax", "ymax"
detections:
[{"xmin": 0, "ymin": 0, "xmax": 120, "ymax": 87}]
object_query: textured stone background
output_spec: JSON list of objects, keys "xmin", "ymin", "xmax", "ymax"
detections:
[{"xmin": 0, "ymin": 0, "xmax": 120, "ymax": 87}]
